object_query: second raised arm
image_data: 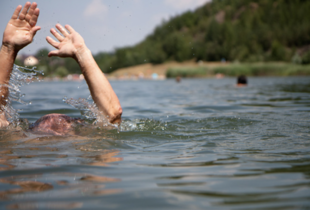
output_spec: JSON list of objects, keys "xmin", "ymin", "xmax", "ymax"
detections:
[{"xmin": 46, "ymin": 24, "xmax": 122, "ymax": 124}]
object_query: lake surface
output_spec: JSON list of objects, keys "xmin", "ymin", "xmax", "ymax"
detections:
[{"xmin": 0, "ymin": 77, "xmax": 310, "ymax": 210}]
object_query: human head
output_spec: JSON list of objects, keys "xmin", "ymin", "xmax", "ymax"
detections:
[
  {"xmin": 29, "ymin": 113, "xmax": 83, "ymax": 136},
  {"xmin": 237, "ymin": 75, "xmax": 247, "ymax": 86}
]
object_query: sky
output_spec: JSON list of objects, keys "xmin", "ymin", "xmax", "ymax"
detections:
[{"xmin": 0, "ymin": 0, "xmax": 211, "ymax": 55}]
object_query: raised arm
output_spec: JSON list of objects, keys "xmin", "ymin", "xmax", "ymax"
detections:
[
  {"xmin": 0, "ymin": 2, "xmax": 40, "ymax": 127},
  {"xmin": 46, "ymin": 24, "xmax": 122, "ymax": 124}
]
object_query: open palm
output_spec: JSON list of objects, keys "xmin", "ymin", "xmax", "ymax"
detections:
[
  {"xmin": 46, "ymin": 24, "xmax": 86, "ymax": 59},
  {"xmin": 2, "ymin": 2, "xmax": 40, "ymax": 51}
]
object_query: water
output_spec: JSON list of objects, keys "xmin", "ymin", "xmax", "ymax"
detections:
[{"xmin": 0, "ymin": 76, "xmax": 310, "ymax": 209}]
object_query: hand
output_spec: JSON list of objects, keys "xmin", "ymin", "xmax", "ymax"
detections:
[
  {"xmin": 0, "ymin": 113, "xmax": 9, "ymax": 127},
  {"xmin": 46, "ymin": 24, "xmax": 86, "ymax": 59},
  {"xmin": 2, "ymin": 2, "xmax": 40, "ymax": 52}
]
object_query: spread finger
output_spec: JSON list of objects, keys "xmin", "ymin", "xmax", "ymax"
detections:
[
  {"xmin": 29, "ymin": 8, "xmax": 40, "ymax": 27},
  {"xmin": 65, "ymin": 25, "xmax": 75, "ymax": 34},
  {"xmin": 25, "ymin": 2, "xmax": 37, "ymax": 22},
  {"xmin": 50, "ymin": 28, "xmax": 64, "ymax": 42},
  {"xmin": 11, "ymin": 5, "xmax": 22, "ymax": 20},
  {"xmin": 46, "ymin": 36, "xmax": 60, "ymax": 49},
  {"xmin": 19, "ymin": 2, "xmax": 31, "ymax": 20},
  {"xmin": 56, "ymin": 24, "xmax": 69, "ymax": 37}
]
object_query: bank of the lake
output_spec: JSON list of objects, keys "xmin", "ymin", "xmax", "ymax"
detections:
[{"xmin": 106, "ymin": 62, "xmax": 310, "ymax": 80}]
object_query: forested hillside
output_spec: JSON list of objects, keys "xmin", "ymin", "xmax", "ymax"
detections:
[{"xmin": 30, "ymin": 0, "xmax": 310, "ymax": 76}]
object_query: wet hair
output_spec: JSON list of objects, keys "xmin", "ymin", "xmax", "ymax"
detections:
[
  {"xmin": 29, "ymin": 113, "xmax": 84, "ymax": 136},
  {"xmin": 237, "ymin": 75, "xmax": 247, "ymax": 85}
]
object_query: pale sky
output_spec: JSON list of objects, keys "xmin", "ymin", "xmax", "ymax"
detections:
[{"xmin": 0, "ymin": 0, "xmax": 210, "ymax": 55}]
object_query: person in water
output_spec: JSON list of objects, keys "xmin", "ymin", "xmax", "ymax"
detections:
[
  {"xmin": 236, "ymin": 75, "xmax": 247, "ymax": 87},
  {"xmin": 0, "ymin": 2, "xmax": 122, "ymax": 135}
]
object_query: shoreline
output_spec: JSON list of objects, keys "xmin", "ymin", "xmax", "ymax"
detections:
[
  {"xmin": 107, "ymin": 61, "xmax": 310, "ymax": 80},
  {"xmin": 36, "ymin": 61, "xmax": 310, "ymax": 81}
]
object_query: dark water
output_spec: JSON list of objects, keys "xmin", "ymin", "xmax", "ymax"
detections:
[{"xmin": 0, "ymin": 77, "xmax": 310, "ymax": 210}]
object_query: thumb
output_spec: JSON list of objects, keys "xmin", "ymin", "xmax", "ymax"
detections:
[
  {"xmin": 48, "ymin": 50, "xmax": 59, "ymax": 57},
  {"xmin": 30, "ymin": 26, "xmax": 41, "ymax": 37}
]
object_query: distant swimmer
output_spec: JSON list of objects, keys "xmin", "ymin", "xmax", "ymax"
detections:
[
  {"xmin": 237, "ymin": 75, "xmax": 247, "ymax": 87},
  {"xmin": 0, "ymin": 2, "xmax": 122, "ymax": 135}
]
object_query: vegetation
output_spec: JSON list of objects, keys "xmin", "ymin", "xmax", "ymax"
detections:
[
  {"xmin": 166, "ymin": 67, "xmax": 207, "ymax": 78},
  {"xmin": 212, "ymin": 63, "xmax": 310, "ymax": 76},
  {"xmin": 166, "ymin": 63, "xmax": 310, "ymax": 78},
  {"xmin": 17, "ymin": 0, "xmax": 310, "ymax": 77}
]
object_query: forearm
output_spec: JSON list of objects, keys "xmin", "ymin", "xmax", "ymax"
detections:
[
  {"xmin": 0, "ymin": 45, "xmax": 17, "ymax": 125},
  {"xmin": 75, "ymin": 46, "xmax": 122, "ymax": 124},
  {"xmin": 0, "ymin": 45, "xmax": 17, "ymax": 84}
]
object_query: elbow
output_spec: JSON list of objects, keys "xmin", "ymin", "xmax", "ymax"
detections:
[{"xmin": 109, "ymin": 106, "xmax": 122, "ymax": 124}]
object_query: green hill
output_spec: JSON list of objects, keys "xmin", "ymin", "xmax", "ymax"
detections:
[
  {"xmin": 105, "ymin": 0, "xmax": 310, "ymax": 73},
  {"xmin": 32, "ymin": 0, "xmax": 310, "ymax": 76}
]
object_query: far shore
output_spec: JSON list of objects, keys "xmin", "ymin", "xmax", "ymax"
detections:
[
  {"xmin": 106, "ymin": 60, "xmax": 227, "ymax": 80},
  {"xmin": 107, "ymin": 61, "xmax": 310, "ymax": 80},
  {"xmin": 37, "ymin": 61, "xmax": 310, "ymax": 81}
]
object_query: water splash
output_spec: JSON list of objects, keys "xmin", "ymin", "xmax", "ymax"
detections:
[
  {"xmin": 63, "ymin": 97, "xmax": 169, "ymax": 132},
  {"xmin": 119, "ymin": 118, "xmax": 169, "ymax": 132},
  {"xmin": 63, "ymin": 97, "xmax": 114, "ymax": 127},
  {"xmin": 0, "ymin": 64, "xmax": 43, "ymax": 125}
]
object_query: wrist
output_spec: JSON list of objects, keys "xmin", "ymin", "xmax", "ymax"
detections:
[
  {"xmin": 1, "ymin": 44, "xmax": 18, "ymax": 56},
  {"xmin": 73, "ymin": 44, "xmax": 91, "ymax": 61},
  {"xmin": 74, "ymin": 45, "xmax": 97, "ymax": 75}
]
